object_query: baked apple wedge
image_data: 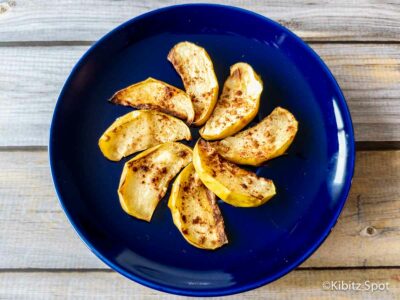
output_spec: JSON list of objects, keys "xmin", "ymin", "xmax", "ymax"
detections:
[
  {"xmin": 212, "ymin": 107, "xmax": 298, "ymax": 166},
  {"xmin": 169, "ymin": 163, "xmax": 228, "ymax": 250},
  {"xmin": 110, "ymin": 77, "xmax": 194, "ymax": 124},
  {"xmin": 168, "ymin": 41, "xmax": 219, "ymax": 126},
  {"xmin": 193, "ymin": 139, "xmax": 276, "ymax": 207},
  {"xmin": 200, "ymin": 63, "xmax": 263, "ymax": 140},
  {"xmin": 118, "ymin": 142, "xmax": 192, "ymax": 221},
  {"xmin": 98, "ymin": 110, "xmax": 191, "ymax": 161}
]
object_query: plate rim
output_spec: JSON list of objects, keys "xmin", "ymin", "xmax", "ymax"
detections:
[{"xmin": 49, "ymin": 3, "xmax": 356, "ymax": 296}]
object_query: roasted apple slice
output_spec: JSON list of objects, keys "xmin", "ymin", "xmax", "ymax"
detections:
[
  {"xmin": 200, "ymin": 63, "xmax": 263, "ymax": 140},
  {"xmin": 193, "ymin": 139, "xmax": 276, "ymax": 207},
  {"xmin": 110, "ymin": 77, "xmax": 194, "ymax": 124},
  {"xmin": 118, "ymin": 142, "xmax": 192, "ymax": 221},
  {"xmin": 98, "ymin": 110, "xmax": 191, "ymax": 161},
  {"xmin": 169, "ymin": 163, "xmax": 228, "ymax": 250},
  {"xmin": 168, "ymin": 41, "xmax": 219, "ymax": 126},
  {"xmin": 212, "ymin": 107, "xmax": 298, "ymax": 166}
]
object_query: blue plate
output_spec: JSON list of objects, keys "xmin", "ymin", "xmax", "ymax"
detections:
[{"xmin": 50, "ymin": 4, "xmax": 355, "ymax": 296}]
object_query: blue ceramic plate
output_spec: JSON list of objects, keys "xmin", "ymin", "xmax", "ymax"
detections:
[{"xmin": 50, "ymin": 4, "xmax": 355, "ymax": 296}]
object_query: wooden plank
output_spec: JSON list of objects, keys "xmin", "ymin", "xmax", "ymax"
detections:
[
  {"xmin": 1, "ymin": 0, "xmax": 400, "ymax": 42},
  {"xmin": 0, "ymin": 269, "xmax": 398, "ymax": 299},
  {"xmin": 1, "ymin": 44, "xmax": 400, "ymax": 146},
  {"xmin": 314, "ymin": 44, "xmax": 400, "ymax": 142},
  {"xmin": 0, "ymin": 150, "xmax": 104, "ymax": 269},
  {"xmin": 0, "ymin": 150, "xmax": 399, "ymax": 269},
  {"xmin": 0, "ymin": 46, "xmax": 86, "ymax": 147},
  {"xmin": 302, "ymin": 150, "xmax": 400, "ymax": 267}
]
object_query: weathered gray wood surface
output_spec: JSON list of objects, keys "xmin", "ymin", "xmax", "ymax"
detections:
[
  {"xmin": 0, "ymin": 269, "xmax": 398, "ymax": 299},
  {"xmin": 0, "ymin": 150, "xmax": 399, "ymax": 269},
  {"xmin": 1, "ymin": 44, "xmax": 400, "ymax": 146},
  {"xmin": 1, "ymin": 0, "xmax": 400, "ymax": 42}
]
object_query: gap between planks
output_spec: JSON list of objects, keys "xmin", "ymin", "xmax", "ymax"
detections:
[
  {"xmin": 2, "ymin": 266, "xmax": 400, "ymax": 273},
  {"xmin": 1, "ymin": 41, "xmax": 400, "ymax": 48}
]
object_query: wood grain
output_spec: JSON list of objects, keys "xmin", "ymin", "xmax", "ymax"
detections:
[
  {"xmin": 0, "ymin": 150, "xmax": 399, "ymax": 269},
  {"xmin": 0, "ymin": 46, "xmax": 85, "ymax": 147},
  {"xmin": 1, "ymin": 0, "xmax": 400, "ymax": 42},
  {"xmin": 0, "ymin": 269, "xmax": 399, "ymax": 299},
  {"xmin": 0, "ymin": 150, "xmax": 104, "ymax": 269},
  {"xmin": 302, "ymin": 150, "xmax": 400, "ymax": 268},
  {"xmin": 314, "ymin": 44, "xmax": 400, "ymax": 142},
  {"xmin": 1, "ymin": 44, "xmax": 399, "ymax": 146}
]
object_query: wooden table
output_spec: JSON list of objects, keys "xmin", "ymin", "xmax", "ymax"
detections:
[{"xmin": 1, "ymin": 1, "xmax": 399, "ymax": 299}]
